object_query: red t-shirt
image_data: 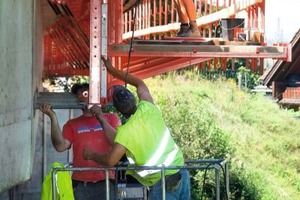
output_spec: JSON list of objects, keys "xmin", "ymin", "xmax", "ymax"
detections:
[{"xmin": 62, "ymin": 113, "xmax": 121, "ymax": 182}]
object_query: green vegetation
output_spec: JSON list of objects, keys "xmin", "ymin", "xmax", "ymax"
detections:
[
  {"xmin": 48, "ymin": 71, "xmax": 299, "ymax": 199},
  {"xmin": 145, "ymin": 72, "xmax": 300, "ymax": 200}
]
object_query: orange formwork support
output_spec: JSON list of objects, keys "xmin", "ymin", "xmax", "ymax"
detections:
[
  {"xmin": 108, "ymin": 1, "xmax": 123, "ymax": 45},
  {"xmin": 220, "ymin": 58, "xmax": 227, "ymax": 71},
  {"xmin": 107, "ymin": 1, "xmax": 123, "ymax": 86},
  {"xmin": 259, "ymin": 58, "xmax": 264, "ymax": 75},
  {"xmin": 42, "ymin": 0, "xmax": 289, "ymax": 80},
  {"xmin": 251, "ymin": 58, "xmax": 258, "ymax": 72}
]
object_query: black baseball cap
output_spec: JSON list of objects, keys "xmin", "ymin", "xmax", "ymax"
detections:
[{"xmin": 113, "ymin": 85, "xmax": 136, "ymax": 115}]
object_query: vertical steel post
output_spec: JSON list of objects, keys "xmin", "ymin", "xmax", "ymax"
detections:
[
  {"xmin": 89, "ymin": 0, "xmax": 102, "ymax": 105},
  {"xmin": 43, "ymin": 115, "xmax": 47, "ymax": 179},
  {"xmin": 52, "ymin": 169, "xmax": 57, "ymax": 200},
  {"xmin": 161, "ymin": 167, "xmax": 166, "ymax": 200},
  {"xmin": 225, "ymin": 162, "xmax": 230, "ymax": 199},
  {"xmin": 68, "ymin": 110, "xmax": 74, "ymax": 164},
  {"xmin": 105, "ymin": 169, "xmax": 110, "ymax": 200},
  {"xmin": 215, "ymin": 164, "xmax": 220, "ymax": 200},
  {"xmin": 101, "ymin": 1, "xmax": 108, "ymax": 100}
]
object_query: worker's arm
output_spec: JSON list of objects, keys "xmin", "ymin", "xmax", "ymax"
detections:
[
  {"xmin": 39, "ymin": 104, "xmax": 71, "ymax": 152},
  {"xmin": 90, "ymin": 104, "xmax": 117, "ymax": 144},
  {"xmin": 83, "ymin": 143, "xmax": 126, "ymax": 166},
  {"xmin": 102, "ymin": 56, "xmax": 154, "ymax": 103}
]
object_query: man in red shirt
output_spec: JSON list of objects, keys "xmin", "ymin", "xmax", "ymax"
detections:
[{"xmin": 39, "ymin": 83, "xmax": 121, "ymax": 200}]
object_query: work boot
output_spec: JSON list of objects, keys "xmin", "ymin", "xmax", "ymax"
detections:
[
  {"xmin": 176, "ymin": 24, "xmax": 189, "ymax": 37},
  {"xmin": 181, "ymin": 25, "xmax": 200, "ymax": 37}
]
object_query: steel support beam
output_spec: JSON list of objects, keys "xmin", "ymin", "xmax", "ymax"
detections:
[
  {"xmin": 34, "ymin": 92, "xmax": 85, "ymax": 109},
  {"xmin": 89, "ymin": 0, "xmax": 102, "ymax": 105}
]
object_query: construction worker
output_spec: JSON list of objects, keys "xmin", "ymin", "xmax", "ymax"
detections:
[
  {"xmin": 83, "ymin": 56, "xmax": 191, "ymax": 199},
  {"xmin": 175, "ymin": 0, "xmax": 200, "ymax": 37},
  {"xmin": 39, "ymin": 83, "xmax": 121, "ymax": 200}
]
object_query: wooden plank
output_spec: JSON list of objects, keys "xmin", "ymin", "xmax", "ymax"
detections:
[{"xmin": 109, "ymin": 43, "xmax": 289, "ymax": 59}]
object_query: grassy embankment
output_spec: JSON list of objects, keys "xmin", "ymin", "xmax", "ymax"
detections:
[{"xmin": 144, "ymin": 72, "xmax": 300, "ymax": 200}]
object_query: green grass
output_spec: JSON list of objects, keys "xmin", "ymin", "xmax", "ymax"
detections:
[{"xmin": 144, "ymin": 72, "xmax": 300, "ymax": 200}]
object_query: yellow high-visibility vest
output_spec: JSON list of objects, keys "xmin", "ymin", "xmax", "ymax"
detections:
[{"xmin": 41, "ymin": 162, "xmax": 74, "ymax": 200}]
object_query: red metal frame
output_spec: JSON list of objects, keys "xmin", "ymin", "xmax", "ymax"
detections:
[{"xmin": 43, "ymin": 0, "xmax": 290, "ymax": 87}]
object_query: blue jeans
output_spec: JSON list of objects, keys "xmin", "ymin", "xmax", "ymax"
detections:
[
  {"xmin": 73, "ymin": 180, "xmax": 116, "ymax": 200},
  {"xmin": 148, "ymin": 169, "xmax": 191, "ymax": 200}
]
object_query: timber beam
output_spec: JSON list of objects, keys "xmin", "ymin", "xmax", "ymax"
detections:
[{"xmin": 109, "ymin": 40, "xmax": 291, "ymax": 61}]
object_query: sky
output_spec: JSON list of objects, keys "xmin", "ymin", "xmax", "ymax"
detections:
[
  {"xmin": 265, "ymin": 0, "xmax": 300, "ymax": 43},
  {"xmin": 263, "ymin": 0, "xmax": 300, "ymax": 69}
]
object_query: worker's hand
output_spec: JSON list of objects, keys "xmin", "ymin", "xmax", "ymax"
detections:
[
  {"xmin": 83, "ymin": 149, "xmax": 94, "ymax": 160},
  {"xmin": 90, "ymin": 104, "xmax": 103, "ymax": 116},
  {"xmin": 101, "ymin": 56, "xmax": 112, "ymax": 69},
  {"xmin": 90, "ymin": 104, "xmax": 106, "ymax": 123},
  {"xmin": 39, "ymin": 104, "xmax": 55, "ymax": 117}
]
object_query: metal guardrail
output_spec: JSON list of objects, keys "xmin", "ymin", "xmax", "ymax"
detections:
[{"xmin": 51, "ymin": 159, "xmax": 229, "ymax": 200}]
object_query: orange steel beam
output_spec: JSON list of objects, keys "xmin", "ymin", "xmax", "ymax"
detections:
[{"xmin": 107, "ymin": 57, "xmax": 212, "ymax": 87}]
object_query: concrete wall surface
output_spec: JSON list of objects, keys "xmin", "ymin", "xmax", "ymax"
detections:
[
  {"xmin": 0, "ymin": 0, "xmax": 42, "ymax": 195},
  {"xmin": 0, "ymin": 0, "xmax": 80, "ymax": 198},
  {"xmin": 8, "ymin": 109, "xmax": 75, "ymax": 200}
]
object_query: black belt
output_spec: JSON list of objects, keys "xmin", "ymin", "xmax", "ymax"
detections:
[{"xmin": 72, "ymin": 179, "xmax": 115, "ymax": 188}]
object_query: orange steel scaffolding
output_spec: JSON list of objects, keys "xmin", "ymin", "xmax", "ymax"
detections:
[{"xmin": 42, "ymin": 0, "xmax": 291, "ymax": 101}]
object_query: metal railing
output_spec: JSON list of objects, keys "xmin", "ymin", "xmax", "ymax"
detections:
[{"xmin": 51, "ymin": 159, "xmax": 229, "ymax": 200}]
